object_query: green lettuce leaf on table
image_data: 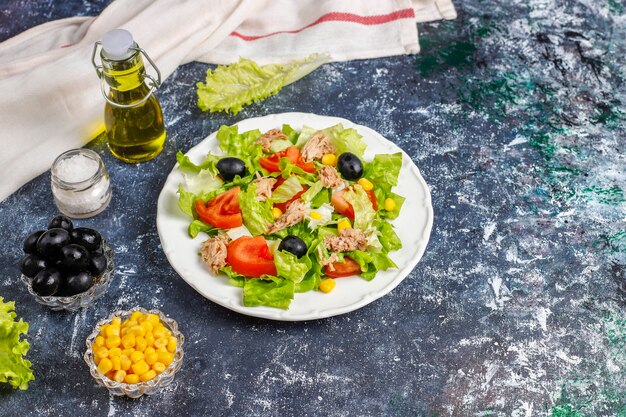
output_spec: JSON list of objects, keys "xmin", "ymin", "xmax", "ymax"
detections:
[
  {"xmin": 197, "ymin": 54, "xmax": 330, "ymax": 115},
  {"xmin": 0, "ymin": 297, "xmax": 34, "ymax": 390}
]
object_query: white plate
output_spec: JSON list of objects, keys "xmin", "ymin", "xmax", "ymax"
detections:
[{"xmin": 156, "ymin": 113, "xmax": 433, "ymax": 321}]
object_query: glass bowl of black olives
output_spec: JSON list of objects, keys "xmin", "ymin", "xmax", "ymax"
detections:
[{"xmin": 19, "ymin": 215, "xmax": 114, "ymax": 311}]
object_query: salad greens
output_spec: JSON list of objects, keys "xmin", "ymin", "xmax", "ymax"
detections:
[
  {"xmin": 0, "ymin": 297, "xmax": 34, "ymax": 390},
  {"xmin": 196, "ymin": 54, "xmax": 330, "ymax": 115},
  {"xmin": 176, "ymin": 123, "xmax": 404, "ymax": 309}
]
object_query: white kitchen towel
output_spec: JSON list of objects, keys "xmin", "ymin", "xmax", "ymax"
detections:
[{"xmin": 0, "ymin": 0, "xmax": 455, "ymax": 202}]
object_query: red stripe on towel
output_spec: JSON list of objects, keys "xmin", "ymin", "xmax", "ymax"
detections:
[{"xmin": 230, "ymin": 9, "xmax": 415, "ymax": 41}]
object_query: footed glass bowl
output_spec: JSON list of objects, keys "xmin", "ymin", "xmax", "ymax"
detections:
[
  {"xmin": 83, "ymin": 308, "xmax": 185, "ymax": 398},
  {"xmin": 21, "ymin": 240, "xmax": 114, "ymax": 311}
]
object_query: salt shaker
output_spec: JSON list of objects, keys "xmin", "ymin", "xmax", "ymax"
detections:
[{"xmin": 51, "ymin": 149, "xmax": 112, "ymax": 218}]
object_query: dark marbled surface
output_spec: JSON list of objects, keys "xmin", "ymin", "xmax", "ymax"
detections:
[{"xmin": 1, "ymin": 1, "xmax": 625, "ymax": 416}]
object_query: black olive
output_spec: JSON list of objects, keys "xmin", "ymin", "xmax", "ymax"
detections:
[
  {"xmin": 90, "ymin": 253, "xmax": 108, "ymax": 276},
  {"xmin": 64, "ymin": 271, "xmax": 93, "ymax": 295},
  {"xmin": 36, "ymin": 228, "xmax": 71, "ymax": 259},
  {"xmin": 48, "ymin": 215, "xmax": 73, "ymax": 231},
  {"xmin": 60, "ymin": 244, "xmax": 91, "ymax": 271},
  {"xmin": 217, "ymin": 157, "xmax": 247, "ymax": 182},
  {"xmin": 278, "ymin": 235, "xmax": 307, "ymax": 258},
  {"xmin": 32, "ymin": 268, "xmax": 62, "ymax": 296},
  {"xmin": 70, "ymin": 228, "xmax": 102, "ymax": 251},
  {"xmin": 23, "ymin": 230, "xmax": 45, "ymax": 254},
  {"xmin": 20, "ymin": 254, "xmax": 48, "ymax": 278},
  {"xmin": 337, "ymin": 152, "xmax": 364, "ymax": 181}
]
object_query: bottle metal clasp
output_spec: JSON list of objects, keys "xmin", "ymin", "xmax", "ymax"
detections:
[{"xmin": 91, "ymin": 41, "xmax": 162, "ymax": 109}]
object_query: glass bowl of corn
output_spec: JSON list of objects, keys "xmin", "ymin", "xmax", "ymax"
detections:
[{"xmin": 83, "ymin": 307, "xmax": 184, "ymax": 398}]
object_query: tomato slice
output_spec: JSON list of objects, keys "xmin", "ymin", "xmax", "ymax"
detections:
[
  {"xmin": 274, "ymin": 186, "xmax": 308, "ymax": 213},
  {"xmin": 259, "ymin": 146, "xmax": 300, "ymax": 172},
  {"xmin": 195, "ymin": 187, "xmax": 243, "ymax": 229},
  {"xmin": 324, "ymin": 257, "xmax": 362, "ymax": 278},
  {"xmin": 226, "ymin": 236, "xmax": 277, "ymax": 277},
  {"xmin": 330, "ymin": 188, "xmax": 378, "ymax": 220}
]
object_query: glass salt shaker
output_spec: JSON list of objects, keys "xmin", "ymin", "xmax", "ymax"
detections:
[{"xmin": 51, "ymin": 149, "xmax": 112, "ymax": 218}]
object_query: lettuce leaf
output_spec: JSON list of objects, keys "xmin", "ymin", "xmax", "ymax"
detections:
[
  {"xmin": 300, "ymin": 181, "xmax": 324, "ymax": 203},
  {"xmin": 378, "ymin": 221, "xmax": 402, "ymax": 252},
  {"xmin": 323, "ymin": 124, "xmax": 367, "ymax": 158},
  {"xmin": 243, "ymin": 278, "xmax": 295, "ymax": 309},
  {"xmin": 274, "ymin": 250, "xmax": 309, "ymax": 283},
  {"xmin": 271, "ymin": 175, "xmax": 303, "ymax": 204},
  {"xmin": 176, "ymin": 151, "xmax": 220, "ymax": 175},
  {"xmin": 347, "ymin": 250, "xmax": 397, "ymax": 281},
  {"xmin": 197, "ymin": 54, "xmax": 330, "ymax": 115},
  {"xmin": 0, "ymin": 297, "xmax": 34, "ymax": 390},
  {"xmin": 343, "ymin": 186, "xmax": 377, "ymax": 231},
  {"xmin": 239, "ymin": 184, "xmax": 273, "ymax": 236},
  {"xmin": 188, "ymin": 220, "xmax": 217, "ymax": 238},
  {"xmin": 365, "ymin": 153, "xmax": 402, "ymax": 194},
  {"xmin": 216, "ymin": 125, "xmax": 264, "ymax": 173}
]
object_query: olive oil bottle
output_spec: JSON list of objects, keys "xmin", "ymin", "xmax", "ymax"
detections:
[{"xmin": 93, "ymin": 29, "xmax": 166, "ymax": 163}]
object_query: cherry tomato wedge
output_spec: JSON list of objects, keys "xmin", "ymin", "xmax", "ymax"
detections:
[
  {"xmin": 259, "ymin": 146, "xmax": 316, "ymax": 173},
  {"xmin": 324, "ymin": 257, "xmax": 361, "ymax": 278},
  {"xmin": 195, "ymin": 187, "xmax": 243, "ymax": 229},
  {"xmin": 330, "ymin": 188, "xmax": 378, "ymax": 220},
  {"xmin": 226, "ymin": 236, "xmax": 277, "ymax": 277}
]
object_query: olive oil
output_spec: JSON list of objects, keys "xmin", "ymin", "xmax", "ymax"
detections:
[{"xmin": 98, "ymin": 31, "xmax": 166, "ymax": 163}]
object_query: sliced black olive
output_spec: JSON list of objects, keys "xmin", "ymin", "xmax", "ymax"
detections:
[
  {"xmin": 23, "ymin": 230, "xmax": 45, "ymax": 254},
  {"xmin": 337, "ymin": 152, "xmax": 364, "ymax": 181},
  {"xmin": 217, "ymin": 157, "xmax": 247, "ymax": 182},
  {"xmin": 64, "ymin": 271, "xmax": 93, "ymax": 296},
  {"xmin": 32, "ymin": 268, "xmax": 62, "ymax": 296},
  {"xmin": 90, "ymin": 253, "xmax": 108, "ymax": 276},
  {"xmin": 48, "ymin": 215, "xmax": 73, "ymax": 231},
  {"xmin": 60, "ymin": 244, "xmax": 91, "ymax": 271},
  {"xmin": 20, "ymin": 254, "xmax": 48, "ymax": 278},
  {"xmin": 70, "ymin": 228, "xmax": 102, "ymax": 251},
  {"xmin": 36, "ymin": 228, "xmax": 71, "ymax": 259},
  {"xmin": 278, "ymin": 235, "xmax": 307, "ymax": 258}
]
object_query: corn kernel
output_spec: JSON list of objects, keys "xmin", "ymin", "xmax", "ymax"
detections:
[
  {"xmin": 384, "ymin": 198, "xmax": 396, "ymax": 211},
  {"xmin": 95, "ymin": 347, "xmax": 109, "ymax": 359},
  {"xmin": 111, "ymin": 356, "xmax": 121, "ymax": 371},
  {"xmin": 121, "ymin": 348, "xmax": 134, "ymax": 357},
  {"xmin": 321, "ymin": 153, "xmax": 337, "ymax": 166},
  {"xmin": 144, "ymin": 346, "xmax": 156, "ymax": 355},
  {"xmin": 121, "ymin": 334, "xmax": 136, "ymax": 349},
  {"xmin": 157, "ymin": 351, "xmax": 174, "ymax": 366},
  {"xmin": 272, "ymin": 207, "xmax": 283, "ymax": 220},
  {"xmin": 131, "ymin": 360, "xmax": 150, "ymax": 376},
  {"xmin": 157, "ymin": 346, "xmax": 168, "ymax": 353},
  {"xmin": 145, "ymin": 352, "xmax": 159, "ymax": 366},
  {"xmin": 105, "ymin": 336, "xmax": 121, "ymax": 349},
  {"xmin": 94, "ymin": 336, "xmax": 105, "ymax": 347},
  {"xmin": 140, "ymin": 321, "xmax": 154, "ymax": 333},
  {"xmin": 146, "ymin": 314, "xmax": 160, "ymax": 324},
  {"xmin": 130, "ymin": 311, "xmax": 143, "ymax": 322},
  {"xmin": 153, "ymin": 325, "xmax": 167, "ymax": 339},
  {"xmin": 108, "ymin": 347, "xmax": 122, "ymax": 358},
  {"xmin": 128, "ymin": 325, "xmax": 146, "ymax": 337},
  {"xmin": 320, "ymin": 278, "xmax": 336, "ymax": 293},
  {"xmin": 94, "ymin": 355, "xmax": 101, "ymax": 365},
  {"xmin": 106, "ymin": 370, "xmax": 116, "ymax": 380},
  {"xmin": 144, "ymin": 333, "xmax": 155, "ymax": 347},
  {"xmin": 123, "ymin": 319, "xmax": 138, "ymax": 329},
  {"xmin": 111, "ymin": 317, "xmax": 122, "ymax": 327},
  {"xmin": 139, "ymin": 370, "xmax": 157, "ymax": 382},
  {"xmin": 98, "ymin": 358, "xmax": 113, "ymax": 374},
  {"xmin": 357, "ymin": 178, "xmax": 374, "ymax": 191},
  {"xmin": 120, "ymin": 355, "xmax": 132, "ymax": 371},
  {"xmin": 105, "ymin": 325, "xmax": 120, "ymax": 338},
  {"xmin": 309, "ymin": 211, "xmax": 322, "ymax": 220},
  {"xmin": 152, "ymin": 362, "xmax": 166, "ymax": 374},
  {"xmin": 337, "ymin": 219, "xmax": 352, "ymax": 233},
  {"xmin": 155, "ymin": 337, "xmax": 168, "ymax": 349},
  {"xmin": 124, "ymin": 373, "xmax": 139, "ymax": 384},
  {"xmin": 130, "ymin": 351, "xmax": 144, "ymax": 364},
  {"xmin": 113, "ymin": 370, "xmax": 126, "ymax": 383},
  {"xmin": 167, "ymin": 337, "xmax": 177, "ymax": 353},
  {"xmin": 99, "ymin": 324, "xmax": 109, "ymax": 337},
  {"xmin": 135, "ymin": 336, "xmax": 147, "ymax": 352}
]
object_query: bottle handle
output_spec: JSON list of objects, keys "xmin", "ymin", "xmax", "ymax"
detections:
[{"xmin": 91, "ymin": 41, "xmax": 162, "ymax": 109}]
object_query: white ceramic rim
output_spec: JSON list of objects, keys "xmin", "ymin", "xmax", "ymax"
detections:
[{"xmin": 156, "ymin": 112, "xmax": 433, "ymax": 321}]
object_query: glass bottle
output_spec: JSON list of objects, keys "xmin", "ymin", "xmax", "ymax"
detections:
[{"xmin": 92, "ymin": 29, "xmax": 166, "ymax": 163}]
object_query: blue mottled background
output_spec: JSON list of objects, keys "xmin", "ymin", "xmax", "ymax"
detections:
[{"xmin": 1, "ymin": 1, "xmax": 625, "ymax": 416}]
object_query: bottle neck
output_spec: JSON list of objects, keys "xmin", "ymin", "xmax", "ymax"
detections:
[{"xmin": 101, "ymin": 51, "xmax": 146, "ymax": 92}]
